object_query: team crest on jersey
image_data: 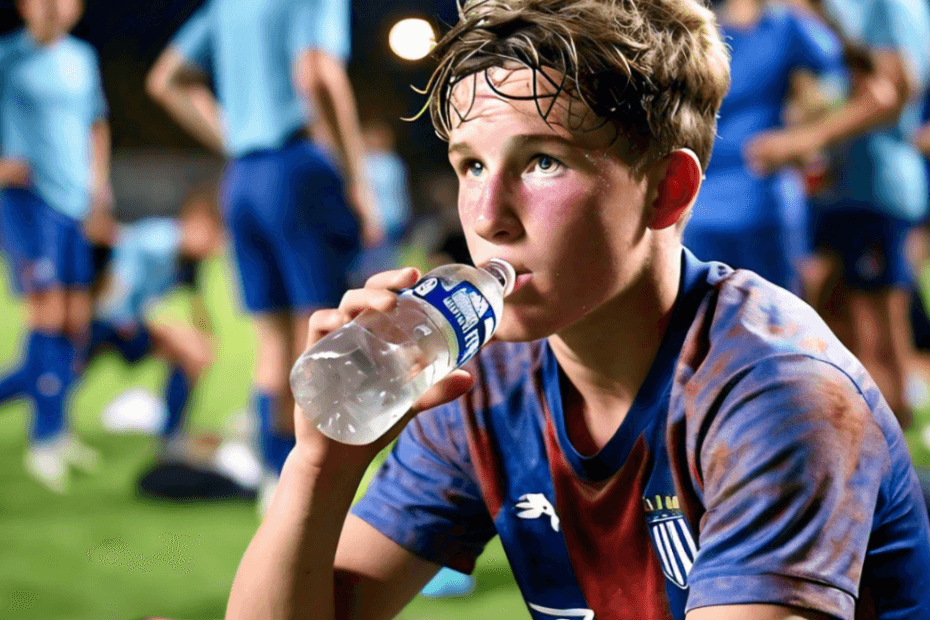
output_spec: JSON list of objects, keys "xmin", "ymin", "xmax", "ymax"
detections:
[{"xmin": 643, "ymin": 495, "xmax": 698, "ymax": 589}]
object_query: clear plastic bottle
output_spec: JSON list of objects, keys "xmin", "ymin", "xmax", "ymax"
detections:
[{"xmin": 290, "ymin": 259, "xmax": 516, "ymax": 445}]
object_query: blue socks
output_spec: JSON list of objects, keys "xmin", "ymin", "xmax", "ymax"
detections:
[
  {"xmin": 162, "ymin": 366, "xmax": 191, "ymax": 439},
  {"xmin": 256, "ymin": 392, "xmax": 295, "ymax": 475},
  {"xmin": 30, "ymin": 334, "xmax": 73, "ymax": 443},
  {"xmin": 0, "ymin": 331, "xmax": 42, "ymax": 406}
]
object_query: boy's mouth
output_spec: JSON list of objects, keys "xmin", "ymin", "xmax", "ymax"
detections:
[{"xmin": 512, "ymin": 272, "xmax": 533, "ymax": 294}]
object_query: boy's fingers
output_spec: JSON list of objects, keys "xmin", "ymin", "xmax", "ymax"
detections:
[
  {"xmin": 409, "ymin": 369, "xmax": 475, "ymax": 415},
  {"xmin": 306, "ymin": 309, "xmax": 352, "ymax": 347},
  {"xmin": 364, "ymin": 267, "xmax": 421, "ymax": 291},
  {"xmin": 338, "ymin": 288, "xmax": 399, "ymax": 318}
]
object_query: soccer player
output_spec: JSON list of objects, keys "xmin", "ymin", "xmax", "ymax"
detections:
[
  {"xmin": 146, "ymin": 0, "xmax": 383, "ymax": 509},
  {"xmin": 225, "ymin": 1, "xmax": 930, "ymax": 619},
  {"xmin": 745, "ymin": 0, "xmax": 930, "ymax": 430},
  {"xmin": 0, "ymin": 0, "xmax": 109, "ymax": 493},
  {"xmin": 85, "ymin": 189, "xmax": 234, "ymax": 499},
  {"xmin": 683, "ymin": 0, "xmax": 843, "ymax": 294}
]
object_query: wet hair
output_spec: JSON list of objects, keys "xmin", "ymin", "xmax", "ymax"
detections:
[{"xmin": 422, "ymin": 0, "xmax": 731, "ymax": 174}]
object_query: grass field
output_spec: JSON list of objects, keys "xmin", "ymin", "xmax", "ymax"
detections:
[
  {"xmin": 0, "ymin": 252, "xmax": 530, "ymax": 620},
  {"xmin": 3, "ymin": 253, "xmax": 930, "ymax": 620}
]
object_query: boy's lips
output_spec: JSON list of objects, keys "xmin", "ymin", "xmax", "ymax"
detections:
[{"xmin": 512, "ymin": 272, "xmax": 533, "ymax": 293}]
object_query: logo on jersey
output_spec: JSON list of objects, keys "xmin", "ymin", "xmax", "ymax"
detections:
[
  {"xmin": 643, "ymin": 495, "xmax": 698, "ymax": 589},
  {"xmin": 516, "ymin": 493, "xmax": 560, "ymax": 531},
  {"xmin": 527, "ymin": 602, "xmax": 594, "ymax": 620}
]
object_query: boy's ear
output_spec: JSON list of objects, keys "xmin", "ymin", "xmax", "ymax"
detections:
[{"xmin": 648, "ymin": 149, "xmax": 702, "ymax": 230}]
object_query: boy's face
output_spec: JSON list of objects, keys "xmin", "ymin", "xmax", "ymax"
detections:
[
  {"xmin": 447, "ymin": 66, "xmax": 657, "ymax": 342},
  {"xmin": 18, "ymin": 0, "xmax": 82, "ymax": 44}
]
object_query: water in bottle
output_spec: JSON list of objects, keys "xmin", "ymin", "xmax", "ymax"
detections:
[{"xmin": 290, "ymin": 259, "xmax": 516, "ymax": 445}]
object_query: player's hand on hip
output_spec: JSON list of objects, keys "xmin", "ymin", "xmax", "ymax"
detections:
[
  {"xmin": 0, "ymin": 158, "xmax": 31, "ymax": 188},
  {"xmin": 293, "ymin": 267, "xmax": 475, "ymax": 470}
]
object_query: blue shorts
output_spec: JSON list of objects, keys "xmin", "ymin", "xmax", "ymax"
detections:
[
  {"xmin": 683, "ymin": 221, "xmax": 808, "ymax": 294},
  {"xmin": 811, "ymin": 204, "xmax": 914, "ymax": 290},
  {"xmin": 0, "ymin": 188, "xmax": 92, "ymax": 294},
  {"xmin": 221, "ymin": 139, "xmax": 361, "ymax": 313},
  {"xmin": 87, "ymin": 319, "xmax": 153, "ymax": 364}
]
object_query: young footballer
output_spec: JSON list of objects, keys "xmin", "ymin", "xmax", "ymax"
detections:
[
  {"xmin": 0, "ymin": 0, "xmax": 109, "ymax": 493},
  {"xmin": 86, "ymin": 190, "xmax": 224, "ymax": 489},
  {"xmin": 226, "ymin": 1, "xmax": 930, "ymax": 619},
  {"xmin": 146, "ymin": 0, "xmax": 383, "ymax": 509}
]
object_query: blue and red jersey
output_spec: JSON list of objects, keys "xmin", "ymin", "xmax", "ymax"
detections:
[{"xmin": 352, "ymin": 248, "xmax": 930, "ymax": 620}]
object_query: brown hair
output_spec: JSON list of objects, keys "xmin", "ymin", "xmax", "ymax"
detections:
[{"xmin": 423, "ymin": 0, "xmax": 731, "ymax": 174}]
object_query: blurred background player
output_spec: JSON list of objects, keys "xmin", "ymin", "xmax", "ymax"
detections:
[
  {"xmin": 83, "ymin": 187, "xmax": 254, "ymax": 502},
  {"xmin": 145, "ymin": 0, "xmax": 383, "ymax": 512},
  {"xmin": 747, "ymin": 0, "xmax": 930, "ymax": 429},
  {"xmin": 684, "ymin": 0, "xmax": 843, "ymax": 294},
  {"xmin": 348, "ymin": 117, "xmax": 413, "ymax": 286},
  {"xmin": 0, "ymin": 0, "xmax": 109, "ymax": 493}
]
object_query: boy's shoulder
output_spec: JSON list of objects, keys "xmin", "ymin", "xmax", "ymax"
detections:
[{"xmin": 677, "ymin": 267, "xmax": 884, "ymax": 427}]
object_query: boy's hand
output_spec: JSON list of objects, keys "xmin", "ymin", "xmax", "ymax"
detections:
[
  {"xmin": 291, "ymin": 267, "xmax": 475, "ymax": 473},
  {"xmin": 0, "ymin": 158, "xmax": 30, "ymax": 188}
]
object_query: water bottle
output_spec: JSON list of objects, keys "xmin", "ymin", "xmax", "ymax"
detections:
[{"xmin": 290, "ymin": 259, "xmax": 516, "ymax": 445}]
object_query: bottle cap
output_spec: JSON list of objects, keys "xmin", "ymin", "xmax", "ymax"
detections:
[{"xmin": 483, "ymin": 258, "xmax": 516, "ymax": 297}]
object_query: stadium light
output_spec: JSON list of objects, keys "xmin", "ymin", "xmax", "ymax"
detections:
[{"xmin": 388, "ymin": 17, "xmax": 436, "ymax": 61}]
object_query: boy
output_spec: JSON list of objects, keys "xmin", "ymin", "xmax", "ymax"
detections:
[
  {"xmin": 227, "ymin": 1, "xmax": 930, "ymax": 619},
  {"xmin": 146, "ymin": 0, "xmax": 382, "ymax": 511},
  {"xmin": 0, "ymin": 0, "xmax": 110, "ymax": 493},
  {"xmin": 85, "ymin": 189, "xmax": 246, "ymax": 500}
]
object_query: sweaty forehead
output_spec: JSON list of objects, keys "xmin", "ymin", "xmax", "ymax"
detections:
[{"xmin": 447, "ymin": 66, "xmax": 606, "ymax": 136}]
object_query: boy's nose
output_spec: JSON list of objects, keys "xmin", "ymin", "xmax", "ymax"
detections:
[{"xmin": 468, "ymin": 176, "xmax": 522, "ymax": 243}]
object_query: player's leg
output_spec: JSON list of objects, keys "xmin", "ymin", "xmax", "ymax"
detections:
[
  {"xmin": 146, "ymin": 320, "xmax": 213, "ymax": 458},
  {"xmin": 0, "ymin": 189, "xmax": 43, "ymax": 406},
  {"xmin": 843, "ymin": 210, "xmax": 916, "ymax": 429},
  {"xmin": 220, "ymin": 156, "xmax": 296, "ymax": 487}
]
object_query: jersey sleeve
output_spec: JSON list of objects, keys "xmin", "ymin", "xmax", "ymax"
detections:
[
  {"xmin": 171, "ymin": 4, "xmax": 213, "ymax": 70},
  {"xmin": 789, "ymin": 11, "xmax": 844, "ymax": 76},
  {"xmin": 350, "ymin": 400, "xmax": 497, "ymax": 574},
  {"xmin": 685, "ymin": 356, "xmax": 890, "ymax": 619},
  {"xmin": 289, "ymin": 0, "xmax": 351, "ymax": 62},
  {"xmin": 97, "ymin": 237, "xmax": 145, "ymax": 328}
]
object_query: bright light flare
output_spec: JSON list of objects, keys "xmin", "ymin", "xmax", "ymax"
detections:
[{"xmin": 389, "ymin": 18, "xmax": 436, "ymax": 61}]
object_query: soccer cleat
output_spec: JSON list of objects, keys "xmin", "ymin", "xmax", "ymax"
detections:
[
  {"xmin": 60, "ymin": 434, "xmax": 102, "ymax": 474},
  {"xmin": 24, "ymin": 441, "xmax": 69, "ymax": 494},
  {"xmin": 420, "ymin": 567, "xmax": 476, "ymax": 598}
]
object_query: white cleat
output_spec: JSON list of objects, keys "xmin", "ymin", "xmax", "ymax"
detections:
[
  {"xmin": 60, "ymin": 434, "xmax": 101, "ymax": 474},
  {"xmin": 24, "ymin": 442, "xmax": 69, "ymax": 494}
]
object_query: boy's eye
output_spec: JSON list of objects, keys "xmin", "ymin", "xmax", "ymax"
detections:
[
  {"xmin": 531, "ymin": 154, "xmax": 563, "ymax": 175},
  {"xmin": 465, "ymin": 160, "xmax": 484, "ymax": 177}
]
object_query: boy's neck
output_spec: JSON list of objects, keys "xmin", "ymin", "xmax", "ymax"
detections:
[
  {"xmin": 25, "ymin": 26, "xmax": 65, "ymax": 47},
  {"xmin": 547, "ymin": 242, "xmax": 682, "ymax": 453}
]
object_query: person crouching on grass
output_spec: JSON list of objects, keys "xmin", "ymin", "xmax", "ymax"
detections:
[{"xmin": 226, "ymin": 1, "xmax": 930, "ymax": 619}]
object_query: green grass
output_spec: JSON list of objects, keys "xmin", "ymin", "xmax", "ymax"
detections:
[{"xmin": 0, "ymin": 252, "xmax": 529, "ymax": 620}]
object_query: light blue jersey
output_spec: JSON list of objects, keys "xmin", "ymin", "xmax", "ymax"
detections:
[
  {"xmin": 0, "ymin": 30, "xmax": 107, "ymax": 221},
  {"xmin": 171, "ymin": 0, "xmax": 350, "ymax": 157},
  {"xmin": 96, "ymin": 218, "xmax": 182, "ymax": 328},
  {"xmin": 824, "ymin": 0, "xmax": 930, "ymax": 221}
]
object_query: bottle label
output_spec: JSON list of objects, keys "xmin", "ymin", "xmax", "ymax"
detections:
[{"xmin": 403, "ymin": 276, "xmax": 497, "ymax": 367}]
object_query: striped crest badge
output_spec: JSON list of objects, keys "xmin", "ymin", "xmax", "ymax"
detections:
[{"xmin": 643, "ymin": 495, "xmax": 698, "ymax": 589}]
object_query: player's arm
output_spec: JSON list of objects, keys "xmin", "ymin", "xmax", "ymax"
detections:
[
  {"xmin": 0, "ymin": 157, "xmax": 30, "ymax": 187},
  {"xmin": 914, "ymin": 118, "xmax": 930, "ymax": 155},
  {"xmin": 88, "ymin": 119, "xmax": 113, "ymax": 214},
  {"xmin": 687, "ymin": 604, "xmax": 836, "ymax": 620},
  {"xmin": 294, "ymin": 50, "xmax": 383, "ymax": 247},
  {"xmin": 146, "ymin": 49, "xmax": 224, "ymax": 155},
  {"xmin": 226, "ymin": 268, "xmax": 475, "ymax": 620}
]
